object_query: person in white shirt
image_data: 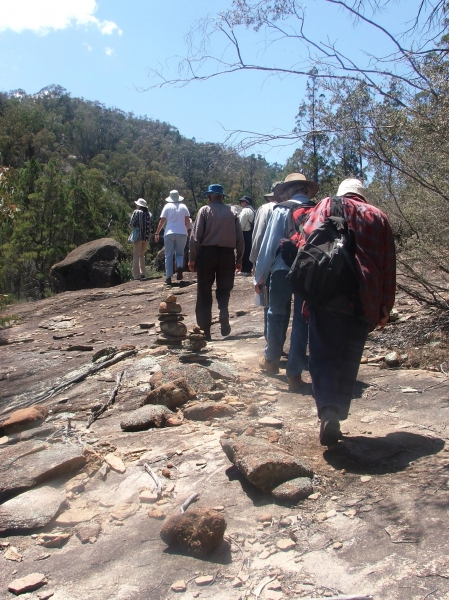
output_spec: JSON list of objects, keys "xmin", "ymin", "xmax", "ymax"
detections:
[
  {"xmin": 154, "ymin": 190, "xmax": 191, "ymax": 285},
  {"xmin": 238, "ymin": 195, "xmax": 255, "ymax": 275}
]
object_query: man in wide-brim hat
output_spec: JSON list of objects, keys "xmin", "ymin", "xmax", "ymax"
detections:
[
  {"xmin": 254, "ymin": 173, "xmax": 318, "ymax": 392},
  {"xmin": 189, "ymin": 184, "xmax": 244, "ymax": 340},
  {"xmin": 238, "ymin": 195, "xmax": 255, "ymax": 275}
]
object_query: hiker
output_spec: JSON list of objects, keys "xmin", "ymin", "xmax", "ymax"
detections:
[
  {"xmin": 129, "ymin": 198, "xmax": 152, "ymax": 280},
  {"xmin": 254, "ymin": 173, "xmax": 318, "ymax": 391},
  {"xmin": 238, "ymin": 195, "xmax": 255, "ymax": 276},
  {"xmin": 299, "ymin": 178, "xmax": 396, "ymax": 446},
  {"xmin": 189, "ymin": 184, "xmax": 244, "ymax": 340},
  {"xmin": 154, "ymin": 190, "xmax": 191, "ymax": 285},
  {"xmin": 249, "ymin": 181, "xmax": 283, "ymax": 340}
]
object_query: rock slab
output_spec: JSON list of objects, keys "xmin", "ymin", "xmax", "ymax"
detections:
[
  {"xmin": 8, "ymin": 573, "xmax": 47, "ymax": 595},
  {"xmin": 0, "ymin": 485, "xmax": 64, "ymax": 533},
  {"xmin": 160, "ymin": 508, "xmax": 226, "ymax": 557},
  {"xmin": 120, "ymin": 405, "xmax": 174, "ymax": 431},
  {"xmin": 220, "ymin": 435, "xmax": 313, "ymax": 493},
  {"xmin": 0, "ymin": 440, "xmax": 86, "ymax": 501}
]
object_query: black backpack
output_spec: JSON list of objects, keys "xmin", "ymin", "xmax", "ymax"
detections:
[
  {"xmin": 274, "ymin": 199, "xmax": 317, "ymax": 267},
  {"xmin": 286, "ymin": 197, "xmax": 359, "ymax": 305}
]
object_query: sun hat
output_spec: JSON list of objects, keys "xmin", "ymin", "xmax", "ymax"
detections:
[
  {"xmin": 200, "ymin": 184, "xmax": 229, "ymax": 198},
  {"xmin": 165, "ymin": 190, "xmax": 184, "ymax": 203},
  {"xmin": 336, "ymin": 178, "xmax": 367, "ymax": 200},
  {"xmin": 134, "ymin": 198, "xmax": 147, "ymax": 207},
  {"xmin": 239, "ymin": 195, "xmax": 253, "ymax": 205},
  {"xmin": 274, "ymin": 173, "xmax": 319, "ymax": 202},
  {"xmin": 264, "ymin": 180, "xmax": 283, "ymax": 199}
]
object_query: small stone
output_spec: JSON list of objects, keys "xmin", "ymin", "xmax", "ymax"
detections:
[
  {"xmin": 267, "ymin": 579, "xmax": 282, "ymax": 590},
  {"xmin": 37, "ymin": 592, "xmax": 54, "ymax": 600},
  {"xmin": 166, "ymin": 416, "xmax": 183, "ymax": 427},
  {"xmin": 326, "ymin": 509, "xmax": 337, "ymax": 518},
  {"xmin": 104, "ymin": 454, "xmax": 126, "ymax": 473},
  {"xmin": 276, "ymin": 538, "xmax": 296, "ymax": 551},
  {"xmin": 0, "ymin": 406, "xmax": 49, "ymax": 434},
  {"xmin": 110, "ymin": 503, "xmax": 139, "ymax": 521},
  {"xmin": 54, "ymin": 508, "xmax": 99, "ymax": 527},
  {"xmin": 258, "ymin": 550, "xmax": 271, "ymax": 559},
  {"xmin": 213, "ymin": 505, "xmax": 224, "ymax": 511},
  {"xmin": 4, "ymin": 547, "xmax": 23, "ymax": 561},
  {"xmin": 360, "ymin": 476, "xmax": 372, "ymax": 483},
  {"xmin": 161, "ymin": 468, "xmax": 171, "ymax": 478},
  {"xmin": 159, "ymin": 301, "xmax": 182, "ymax": 313},
  {"xmin": 8, "ymin": 573, "xmax": 47, "ymax": 595},
  {"xmin": 183, "ymin": 402, "xmax": 235, "ymax": 421},
  {"xmin": 37, "ymin": 532, "xmax": 71, "ymax": 548},
  {"xmin": 147, "ymin": 508, "xmax": 166, "ymax": 520},
  {"xmin": 385, "ymin": 351, "xmax": 400, "ymax": 367},
  {"xmin": 195, "ymin": 575, "xmax": 214, "ymax": 586},
  {"xmin": 258, "ymin": 416, "xmax": 283, "ymax": 428},
  {"xmin": 165, "ymin": 294, "xmax": 177, "ymax": 303},
  {"xmin": 74, "ymin": 522, "xmax": 101, "ymax": 544},
  {"xmin": 171, "ymin": 580, "xmax": 187, "ymax": 592},
  {"xmin": 257, "ymin": 513, "xmax": 273, "ymax": 523},
  {"xmin": 231, "ymin": 577, "xmax": 243, "ymax": 588},
  {"xmin": 333, "ymin": 541, "xmax": 343, "ymax": 549},
  {"xmin": 98, "ymin": 463, "xmax": 110, "ymax": 480},
  {"xmin": 271, "ymin": 477, "xmax": 313, "ymax": 502},
  {"xmin": 34, "ymin": 554, "xmax": 50, "ymax": 561},
  {"xmin": 160, "ymin": 509, "xmax": 226, "ymax": 557},
  {"xmin": 139, "ymin": 490, "xmax": 159, "ymax": 504}
]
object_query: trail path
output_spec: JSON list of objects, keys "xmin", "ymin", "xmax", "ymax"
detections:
[{"xmin": 0, "ymin": 274, "xmax": 448, "ymax": 600}]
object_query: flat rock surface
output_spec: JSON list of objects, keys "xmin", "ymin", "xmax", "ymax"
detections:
[
  {"xmin": 0, "ymin": 276, "xmax": 449, "ymax": 600},
  {"xmin": 0, "ymin": 441, "xmax": 86, "ymax": 500},
  {"xmin": 0, "ymin": 405, "xmax": 49, "ymax": 434},
  {"xmin": 0, "ymin": 485, "xmax": 64, "ymax": 532},
  {"xmin": 8, "ymin": 573, "xmax": 47, "ymax": 595}
]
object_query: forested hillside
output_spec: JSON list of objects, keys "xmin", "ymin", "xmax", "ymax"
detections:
[{"xmin": 0, "ymin": 86, "xmax": 281, "ymax": 299}]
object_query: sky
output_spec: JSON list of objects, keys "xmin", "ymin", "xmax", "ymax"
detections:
[{"xmin": 0, "ymin": 0, "xmax": 424, "ymax": 165}]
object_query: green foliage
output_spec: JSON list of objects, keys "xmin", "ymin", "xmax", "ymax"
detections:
[
  {"xmin": 116, "ymin": 259, "xmax": 133, "ymax": 283},
  {"xmin": 0, "ymin": 294, "xmax": 22, "ymax": 328},
  {"xmin": 0, "ymin": 88, "xmax": 280, "ymax": 298}
]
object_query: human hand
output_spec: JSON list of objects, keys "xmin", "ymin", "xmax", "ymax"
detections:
[
  {"xmin": 235, "ymin": 263, "xmax": 242, "ymax": 274},
  {"xmin": 188, "ymin": 261, "xmax": 196, "ymax": 272},
  {"xmin": 154, "ymin": 233, "xmax": 159, "ymax": 242},
  {"xmin": 254, "ymin": 278, "xmax": 264, "ymax": 294}
]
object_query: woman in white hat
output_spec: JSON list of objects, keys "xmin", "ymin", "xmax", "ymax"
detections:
[
  {"xmin": 154, "ymin": 190, "xmax": 191, "ymax": 285},
  {"xmin": 129, "ymin": 198, "xmax": 152, "ymax": 280}
]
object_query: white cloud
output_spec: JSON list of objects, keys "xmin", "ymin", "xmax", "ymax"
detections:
[
  {"xmin": 105, "ymin": 47, "xmax": 114, "ymax": 56},
  {"xmin": 83, "ymin": 42, "xmax": 93, "ymax": 52},
  {"xmin": 0, "ymin": 0, "xmax": 123, "ymax": 36}
]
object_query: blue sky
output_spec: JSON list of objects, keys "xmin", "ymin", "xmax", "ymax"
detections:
[{"xmin": 0, "ymin": 0, "xmax": 422, "ymax": 165}]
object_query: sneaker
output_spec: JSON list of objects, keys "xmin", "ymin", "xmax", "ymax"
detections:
[
  {"xmin": 259, "ymin": 356, "xmax": 279, "ymax": 375},
  {"xmin": 176, "ymin": 267, "xmax": 183, "ymax": 281},
  {"xmin": 287, "ymin": 375, "xmax": 304, "ymax": 393},
  {"xmin": 165, "ymin": 277, "xmax": 172, "ymax": 286},
  {"xmin": 319, "ymin": 407, "xmax": 341, "ymax": 446},
  {"xmin": 220, "ymin": 318, "xmax": 231, "ymax": 336}
]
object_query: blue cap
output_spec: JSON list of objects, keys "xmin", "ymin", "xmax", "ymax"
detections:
[{"xmin": 201, "ymin": 184, "xmax": 229, "ymax": 198}]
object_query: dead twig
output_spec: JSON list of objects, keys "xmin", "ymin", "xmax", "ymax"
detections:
[
  {"xmin": 254, "ymin": 576, "xmax": 277, "ymax": 598},
  {"xmin": 34, "ymin": 349, "xmax": 136, "ymax": 404},
  {"xmin": 144, "ymin": 463, "xmax": 163, "ymax": 497},
  {"xmin": 422, "ymin": 589, "xmax": 438, "ymax": 600},
  {"xmin": 299, "ymin": 596, "xmax": 373, "ymax": 600},
  {"xmin": 86, "ymin": 370, "xmax": 124, "ymax": 429},
  {"xmin": 180, "ymin": 492, "xmax": 199, "ymax": 513}
]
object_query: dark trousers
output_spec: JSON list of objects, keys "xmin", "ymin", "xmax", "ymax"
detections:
[
  {"xmin": 308, "ymin": 306, "xmax": 369, "ymax": 420},
  {"xmin": 242, "ymin": 230, "xmax": 253, "ymax": 273},
  {"xmin": 196, "ymin": 246, "xmax": 235, "ymax": 332}
]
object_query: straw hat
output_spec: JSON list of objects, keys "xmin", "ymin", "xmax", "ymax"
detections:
[
  {"xmin": 134, "ymin": 198, "xmax": 147, "ymax": 207},
  {"xmin": 336, "ymin": 178, "xmax": 367, "ymax": 200},
  {"xmin": 165, "ymin": 190, "xmax": 184, "ymax": 203},
  {"xmin": 274, "ymin": 173, "xmax": 319, "ymax": 201}
]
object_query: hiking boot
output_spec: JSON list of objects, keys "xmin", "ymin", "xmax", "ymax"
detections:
[
  {"xmin": 176, "ymin": 267, "xmax": 183, "ymax": 281},
  {"xmin": 220, "ymin": 318, "xmax": 231, "ymax": 337},
  {"xmin": 319, "ymin": 407, "xmax": 341, "ymax": 446},
  {"xmin": 287, "ymin": 375, "xmax": 304, "ymax": 393},
  {"xmin": 259, "ymin": 356, "xmax": 279, "ymax": 375},
  {"xmin": 165, "ymin": 277, "xmax": 172, "ymax": 286},
  {"xmin": 204, "ymin": 328, "xmax": 211, "ymax": 341}
]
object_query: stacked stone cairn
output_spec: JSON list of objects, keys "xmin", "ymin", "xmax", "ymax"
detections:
[
  {"xmin": 186, "ymin": 325, "xmax": 207, "ymax": 352},
  {"xmin": 157, "ymin": 294, "xmax": 187, "ymax": 346}
]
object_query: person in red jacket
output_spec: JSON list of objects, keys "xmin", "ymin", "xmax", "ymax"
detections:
[{"xmin": 299, "ymin": 178, "xmax": 396, "ymax": 446}]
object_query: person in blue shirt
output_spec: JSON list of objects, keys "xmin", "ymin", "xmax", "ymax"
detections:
[{"xmin": 254, "ymin": 173, "xmax": 318, "ymax": 391}]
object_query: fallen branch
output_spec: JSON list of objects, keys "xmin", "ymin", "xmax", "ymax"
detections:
[
  {"xmin": 254, "ymin": 576, "xmax": 277, "ymax": 598},
  {"xmin": 144, "ymin": 463, "xmax": 163, "ymax": 497},
  {"xmin": 86, "ymin": 370, "xmax": 124, "ymax": 429},
  {"xmin": 33, "ymin": 349, "xmax": 136, "ymax": 404},
  {"xmin": 180, "ymin": 492, "xmax": 199, "ymax": 513}
]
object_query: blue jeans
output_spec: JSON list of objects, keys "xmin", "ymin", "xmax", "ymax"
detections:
[
  {"xmin": 308, "ymin": 307, "xmax": 369, "ymax": 420},
  {"xmin": 164, "ymin": 233, "xmax": 187, "ymax": 278},
  {"xmin": 265, "ymin": 270, "xmax": 308, "ymax": 377}
]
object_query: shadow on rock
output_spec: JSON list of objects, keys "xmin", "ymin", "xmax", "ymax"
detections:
[
  {"xmin": 163, "ymin": 538, "xmax": 232, "ymax": 565},
  {"xmin": 224, "ymin": 331, "xmax": 264, "ymax": 341},
  {"xmin": 323, "ymin": 431, "xmax": 445, "ymax": 474},
  {"xmin": 225, "ymin": 465, "xmax": 274, "ymax": 507}
]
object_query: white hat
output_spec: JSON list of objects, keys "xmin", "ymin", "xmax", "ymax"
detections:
[
  {"xmin": 165, "ymin": 190, "xmax": 184, "ymax": 203},
  {"xmin": 337, "ymin": 178, "xmax": 367, "ymax": 200},
  {"xmin": 134, "ymin": 198, "xmax": 147, "ymax": 207}
]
